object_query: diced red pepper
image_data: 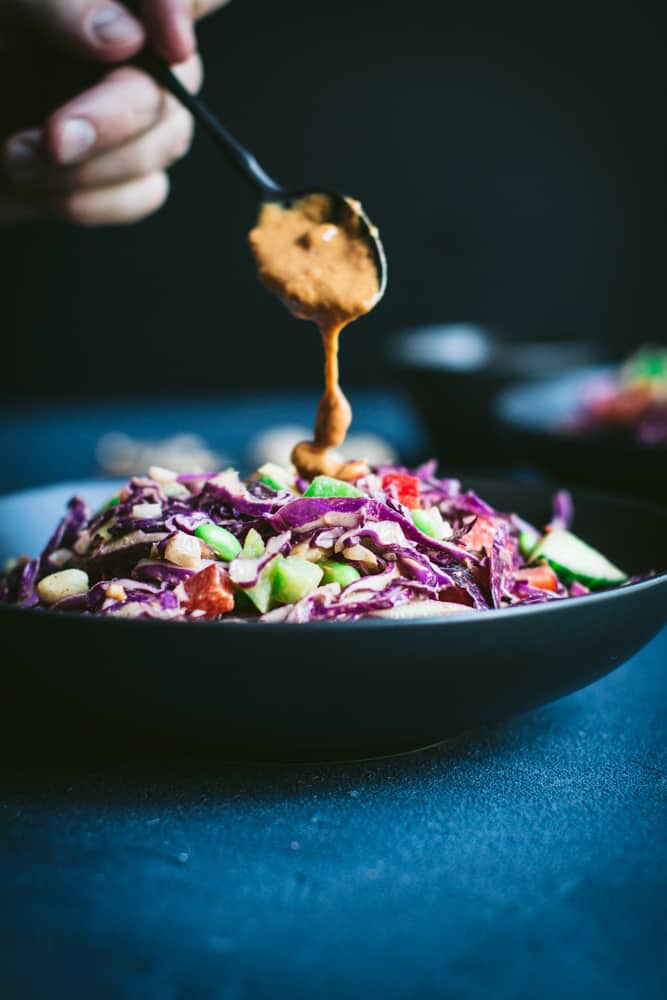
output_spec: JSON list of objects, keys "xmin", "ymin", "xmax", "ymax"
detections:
[
  {"xmin": 381, "ymin": 472, "xmax": 420, "ymax": 509},
  {"xmin": 184, "ymin": 563, "xmax": 235, "ymax": 618},
  {"xmin": 514, "ymin": 564, "xmax": 559, "ymax": 592},
  {"xmin": 461, "ymin": 515, "xmax": 498, "ymax": 554}
]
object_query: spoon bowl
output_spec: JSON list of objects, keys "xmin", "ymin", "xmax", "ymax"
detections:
[
  {"xmin": 269, "ymin": 189, "xmax": 388, "ymax": 303},
  {"xmin": 132, "ymin": 47, "xmax": 387, "ymax": 299}
]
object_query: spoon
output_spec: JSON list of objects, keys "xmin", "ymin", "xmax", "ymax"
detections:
[{"xmin": 130, "ymin": 43, "xmax": 387, "ymax": 298}]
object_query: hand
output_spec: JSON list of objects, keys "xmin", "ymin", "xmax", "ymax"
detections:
[{"xmin": 0, "ymin": 1, "xmax": 229, "ymax": 225}]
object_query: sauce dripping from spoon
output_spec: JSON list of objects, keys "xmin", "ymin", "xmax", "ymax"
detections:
[{"xmin": 248, "ymin": 192, "xmax": 384, "ymax": 480}]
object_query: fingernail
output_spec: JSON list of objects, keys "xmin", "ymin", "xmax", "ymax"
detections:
[
  {"xmin": 3, "ymin": 132, "xmax": 41, "ymax": 181},
  {"xmin": 58, "ymin": 119, "xmax": 96, "ymax": 164},
  {"xmin": 90, "ymin": 4, "xmax": 143, "ymax": 47}
]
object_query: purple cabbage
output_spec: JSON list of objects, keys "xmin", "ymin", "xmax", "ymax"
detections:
[
  {"xmin": 550, "ymin": 490, "xmax": 574, "ymax": 531},
  {"xmin": 0, "ymin": 458, "xmax": 635, "ymax": 624}
]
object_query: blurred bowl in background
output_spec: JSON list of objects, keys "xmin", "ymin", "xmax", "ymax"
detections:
[
  {"xmin": 386, "ymin": 323, "xmax": 615, "ymax": 469},
  {"xmin": 494, "ymin": 365, "xmax": 665, "ymax": 504}
]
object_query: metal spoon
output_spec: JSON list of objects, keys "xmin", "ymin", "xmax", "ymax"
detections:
[{"xmin": 131, "ymin": 45, "xmax": 387, "ymax": 299}]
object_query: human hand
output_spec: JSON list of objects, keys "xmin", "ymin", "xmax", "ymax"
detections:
[{"xmin": 0, "ymin": 1, "xmax": 229, "ymax": 225}]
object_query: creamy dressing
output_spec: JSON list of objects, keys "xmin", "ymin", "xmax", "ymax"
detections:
[{"xmin": 248, "ymin": 192, "xmax": 381, "ymax": 480}]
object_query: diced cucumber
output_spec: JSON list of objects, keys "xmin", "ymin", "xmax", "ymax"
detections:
[
  {"xmin": 530, "ymin": 529, "xmax": 627, "ymax": 589},
  {"xmin": 195, "ymin": 523, "xmax": 242, "ymax": 561},
  {"xmin": 242, "ymin": 528, "xmax": 265, "ymax": 558},
  {"xmin": 303, "ymin": 476, "xmax": 364, "ymax": 499},
  {"xmin": 411, "ymin": 507, "xmax": 450, "ymax": 540},
  {"xmin": 244, "ymin": 555, "xmax": 283, "ymax": 613},
  {"xmin": 518, "ymin": 526, "xmax": 540, "ymax": 560},
  {"xmin": 272, "ymin": 556, "xmax": 323, "ymax": 604},
  {"xmin": 232, "ymin": 588, "xmax": 256, "ymax": 613},
  {"xmin": 255, "ymin": 462, "xmax": 296, "ymax": 492},
  {"xmin": 320, "ymin": 560, "xmax": 361, "ymax": 588}
]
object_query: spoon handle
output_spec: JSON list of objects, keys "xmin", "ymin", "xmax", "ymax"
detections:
[{"xmin": 132, "ymin": 46, "xmax": 284, "ymax": 200}]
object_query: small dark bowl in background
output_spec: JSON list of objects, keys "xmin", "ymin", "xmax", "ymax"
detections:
[{"xmin": 387, "ymin": 323, "xmax": 616, "ymax": 470}]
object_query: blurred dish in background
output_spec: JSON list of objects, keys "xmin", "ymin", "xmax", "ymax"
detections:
[
  {"xmin": 98, "ymin": 424, "xmax": 399, "ymax": 481},
  {"xmin": 386, "ymin": 323, "xmax": 611, "ymax": 468},
  {"xmin": 562, "ymin": 346, "xmax": 667, "ymax": 447},
  {"xmin": 96, "ymin": 432, "xmax": 228, "ymax": 476},
  {"xmin": 495, "ymin": 356, "xmax": 665, "ymax": 504}
]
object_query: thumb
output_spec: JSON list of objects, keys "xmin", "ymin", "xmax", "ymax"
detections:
[{"xmin": 9, "ymin": 1, "xmax": 146, "ymax": 62}]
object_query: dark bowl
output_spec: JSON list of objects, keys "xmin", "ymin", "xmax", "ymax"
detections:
[
  {"xmin": 494, "ymin": 365, "xmax": 665, "ymax": 503},
  {"xmin": 387, "ymin": 324, "xmax": 614, "ymax": 468},
  {"xmin": 1, "ymin": 475, "xmax": 665, "ymax": 766}
]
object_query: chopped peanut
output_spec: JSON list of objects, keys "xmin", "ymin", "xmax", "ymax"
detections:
[
  {"xmin": 148, "ymin": 465, "xmax": 179, "ymax": 484},
  {"xmin": 132, "ymin": 502, "xmax": 162, "ymax": 520},
  {"xmin": 164, "ymin": 531, "xmax": 202, "ymax": 570},
  {"xmin": 290, "ymin": 541, "xmax": 325, "ymax": 562},
  {"xmin": 105, "ymin": 582, "xmax": 127, "ymax": 602},
  {"xmin": 37, "ymin": 569, "xmax": 89, "ymax": 606},
  {"xmin": 342, "ymin": 544, "xmax": 379, "ymax": 569}
]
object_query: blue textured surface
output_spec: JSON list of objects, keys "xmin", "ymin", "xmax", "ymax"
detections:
[{"xmin": 1, "ymin": 630, "xmax": 665, "ymax": 999}]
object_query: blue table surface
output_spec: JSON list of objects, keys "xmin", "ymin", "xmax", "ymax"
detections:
[
  {"xmin": 1, "ymin": 392, "xmax": 666, "ymax": 998},
  {"xmin": 1, "ymin": 630, "xmax": 665, "ymax": 1000}
]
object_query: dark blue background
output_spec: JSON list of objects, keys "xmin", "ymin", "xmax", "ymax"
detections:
[
  {"xmin": 2, "ymin": 0, "xmax": 666, "ymax": 401},
  {"xmin": 1, "ymin": 632, "xmax": 665, "ymax": 999}
]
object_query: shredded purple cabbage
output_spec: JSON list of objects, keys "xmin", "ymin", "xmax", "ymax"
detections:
[{"xmin": 0, "ymin": 460, "xmax": 633, "ymax": 623}]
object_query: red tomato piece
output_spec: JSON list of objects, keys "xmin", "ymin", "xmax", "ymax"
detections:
[
  {"xmin": 461, "ymin": 515, "xmax": 498, "ymax": 554},
  {"xmin": 381, "ymin": 472, "xmax": 420, "ymax": 509},
  {"xmin": 514, "ymin": 564, "xmax": 559, "ymax": 592},
  {"xmin": 184, "ymin": 563, "xmax": 235, "ymax": 618}
]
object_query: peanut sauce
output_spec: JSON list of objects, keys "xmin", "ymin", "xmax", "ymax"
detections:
[{"xmin": 248, "ymin": 192, "xmax": 382, "ymax": 480}]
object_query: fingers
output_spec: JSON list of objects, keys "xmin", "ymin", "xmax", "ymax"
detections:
[
  {"xmin": 42, "ymin": 53, "xmax": 201, "ymax": 165},
  {"xmin": 138, "ymin": 1, "xmax": 233, "ymax": 63},
  {"xmin": 189, "ymin": 1, "xmax": 232, "ymax": 20},
  {"xmin": 1, "ymin": 52, "xmax": 201, "ymax": 225},
  {"xmin": 0, "ymin": 0, "xmax": 231, "ymax": 226},
  {"xmin": 44, "ymin": 67, "xmax": 168, "ymax": 165},
  {"xmin": 55, "ymin": 171, "xmax": 170, "ymax": 225},
  {"xmin": 139, "ymin": 0, "xmax": 194, "ymax": 63},
  {"xmin": 1, "ymin": 166, "xmax": 169, "ymax": 225},
  {"xmin": 2, "ymin": 0, "xmax": 231, "ymax": 64},
  {"xmin": 10, "ymin": 0, "xmax": 146, "ymax": 62},
  {"xmin": 32, "ymin": 100, "xmax": 194, "ymax": 192}
]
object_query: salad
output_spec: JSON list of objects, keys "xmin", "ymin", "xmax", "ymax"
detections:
[
  {"xmin": 566, "ymin": 346, "xmax": 667, "ymax": 446},
  {"xmin": 0, "ymin": 461, "xmax": 631, "ymax": 623}
]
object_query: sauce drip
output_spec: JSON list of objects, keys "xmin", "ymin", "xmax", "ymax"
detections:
[{"xmin": 248, "ymin": 192, "xmax": 381, "ymax": 480}]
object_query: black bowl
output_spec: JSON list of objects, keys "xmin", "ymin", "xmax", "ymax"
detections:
[
  {"xmin": 495, "ymin": 365, "xmax": 665, "ymax": 503},
  {"xmin": 1, "ymin": 475, "xmax": 665, "ymax": 765},
  {"xmin": 387, "ymin": 324, "xmax": 613, "ymax": 468}
]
